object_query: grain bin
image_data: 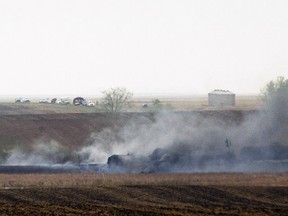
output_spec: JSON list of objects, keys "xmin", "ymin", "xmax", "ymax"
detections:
[{"xmin": 208, "ymin": 90, "xmax": 235, "ymax": 107}]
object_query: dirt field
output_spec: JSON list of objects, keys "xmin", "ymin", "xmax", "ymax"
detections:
[
  {"xmin": 1, "ymin": 185, "xmax": 288, "ymax": 215},
  {"xmin": 0, "ymin": 173, "xmax": 287, "ymax": 215}
]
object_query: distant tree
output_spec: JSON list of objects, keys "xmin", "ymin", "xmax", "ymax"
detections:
[
  {"xmin": 152, "ymin": 98, "xmax": 161, "ymax": 106},
  {"xmin": 149, "ymin": 98, "xmax": 173, "ymax": 112},
  {"xmin": 101, "ymin": 87, "xmax": 133, "ymax": 112},
  {"xmin": 151, "ymin": 98, "xmax": 163, "ymax": 110},
  {"xmin": 260, "ymin": 76, "xmax": 288, "ymax": 102}
]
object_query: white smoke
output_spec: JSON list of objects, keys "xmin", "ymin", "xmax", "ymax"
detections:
[
  {"xmin": 2, "ymin": 91, "xmax": 288, "ymax": 173},
  {"xmin": 5, "ymin": 139, "xmax": 76, "ymax": 165},
  {"xmin": 78, "ymin": 92, "xmax": 288, "ymax": 173}
]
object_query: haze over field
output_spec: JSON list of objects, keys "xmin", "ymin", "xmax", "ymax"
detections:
[
  {"xmin": 0, "ymin": 90, "xmax": 286, "ymax": 173},
  {"xmin": 0, "ymin": 0, "xmax": 288, "ymax": 96}
]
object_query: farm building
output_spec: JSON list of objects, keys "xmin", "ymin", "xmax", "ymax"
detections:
[{"xmin": 208, "ymin": 90, "xmax": 235, "ymax": 107}]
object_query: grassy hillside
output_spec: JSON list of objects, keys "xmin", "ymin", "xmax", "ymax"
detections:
[{"xmin": 0, "ymin": 110, "xmax": 251, "ymax": 151}]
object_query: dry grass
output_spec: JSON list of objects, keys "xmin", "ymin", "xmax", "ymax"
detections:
[
  {"xmin": 0, "ymin": 95, "xmax": 261, "ymax": 115},
  {"xmin": 0, "ymin": 173, "xmax": 287, "ymax": 188},
  {"xmin": 131, "ymin": 95, "xmax": 262, "ymax": 111}
]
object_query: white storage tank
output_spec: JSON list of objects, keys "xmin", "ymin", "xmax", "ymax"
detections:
[{"xmin": 208, "ymin": 89, "xmax": 235, "ymax": 107}]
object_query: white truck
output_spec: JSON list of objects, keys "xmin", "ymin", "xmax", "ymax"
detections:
[{"xmin": 15, "ymin": 98, "xmax": 31, "ymax": 103}]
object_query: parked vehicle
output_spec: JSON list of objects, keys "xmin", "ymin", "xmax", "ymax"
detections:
[
  {"xmin": 73, "ymin": 97, "xmax": 86, "ymax": 106},
  {"xmin": 87, "ymin": 101, "xmax": 95, "ymax": 107},
  {"xmin": 56, "ymin": 98, "xmax": 71, "ymax": 105},
  {"xmin": 15, "ymin": 98, "xmax": 31, "ymax": 103},
  {"xmin": 38, "ymin": 98, "xmax": 51, "ymax": 103},
  {"xmin": 50, "ymin": 98, "xmax": 57, "ymax": 104},
  {"xmin": 73, "ymin": 97, "xmax": 95, "ymax": 107}
]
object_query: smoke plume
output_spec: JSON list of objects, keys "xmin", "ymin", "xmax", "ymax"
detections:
[
  {"xmin": 4, "ymin": 139, "xmax": 77, "ymax": 165},
  {"xmin": 80, "ymin": 92, "xmax": 288, "ymax": 173},
  {"xmin": 1, "ymin": 92, "xmax": 288, "ymax": 173}
]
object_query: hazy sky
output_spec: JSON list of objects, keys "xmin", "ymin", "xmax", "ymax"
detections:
[{"xmin": 0, "ymin": 0, "xmax": 288, "ymax": 96}]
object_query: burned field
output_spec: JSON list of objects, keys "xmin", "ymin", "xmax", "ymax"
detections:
[
  {"xmin": 0, "ymin": 173, "xmax": 288, "ymax": 215},
  {"xmin": 0, "ymin": 109, "xmax": 288, "ymax": 173}
]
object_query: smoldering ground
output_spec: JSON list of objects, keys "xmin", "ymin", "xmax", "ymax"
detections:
[
  {"xmin": 1, "ymin": 93, "xmax": 288, "ymax": 173},
  {"xmin": 0, "ymin": 139, "xmax": 81, "ymax": 173},
  {"xmin": 79, "ymin": 93, "xmax": 288, "ymax": 173},
  {"xmin": 3, "ymin": 139, "xmax": 79, "ymax": 165}
]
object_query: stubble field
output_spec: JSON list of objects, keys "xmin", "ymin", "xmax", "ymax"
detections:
[{"xmin": 0, "ymin": 173, "xmax": 288, "ymax": 215}]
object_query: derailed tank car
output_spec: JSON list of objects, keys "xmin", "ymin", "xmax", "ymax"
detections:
[{"xmin": 107, "ymin": 154, "xmax": 148, "ymax": 173}]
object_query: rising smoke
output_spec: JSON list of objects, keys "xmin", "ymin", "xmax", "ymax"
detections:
[
  {"xmin": 4, "ymin": 139, "xmax": 78, "ymax": 166},
  {"xmin": 2, "ymin": 92, "xmax": 288, "ymax": 173},
  {"xmin": 78, "ymin": 91, "xmax": 288, "ymax": 173}
]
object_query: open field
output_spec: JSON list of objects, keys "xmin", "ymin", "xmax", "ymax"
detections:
[
  {"xmin": 132, "ymin": 95, "xmax": 262, "ymax": 111},
  {"xmin": 0, "ymin": 172, "xmax": 286, "ymax": 214},
  {"xmin": 0, "ymin": 110, "xmax": 255, "ymax": 154},
  {"xmin": 0, "ymin": 96, "xmax": 286, "ymax": 215},
  {"xmin": 0, "ymin": 95, "xmax": 261, "ymax": 115},
  {"xmin": 1, "ymin": 173, "xmax": 288, "ymax": 188},
  {"xmin": 0, "ymin": 102, "xmax": 103, "ymax": 115},
  {"xmin": 0, "ymin": 173, "xmax": 287, "ymax": 215}
]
